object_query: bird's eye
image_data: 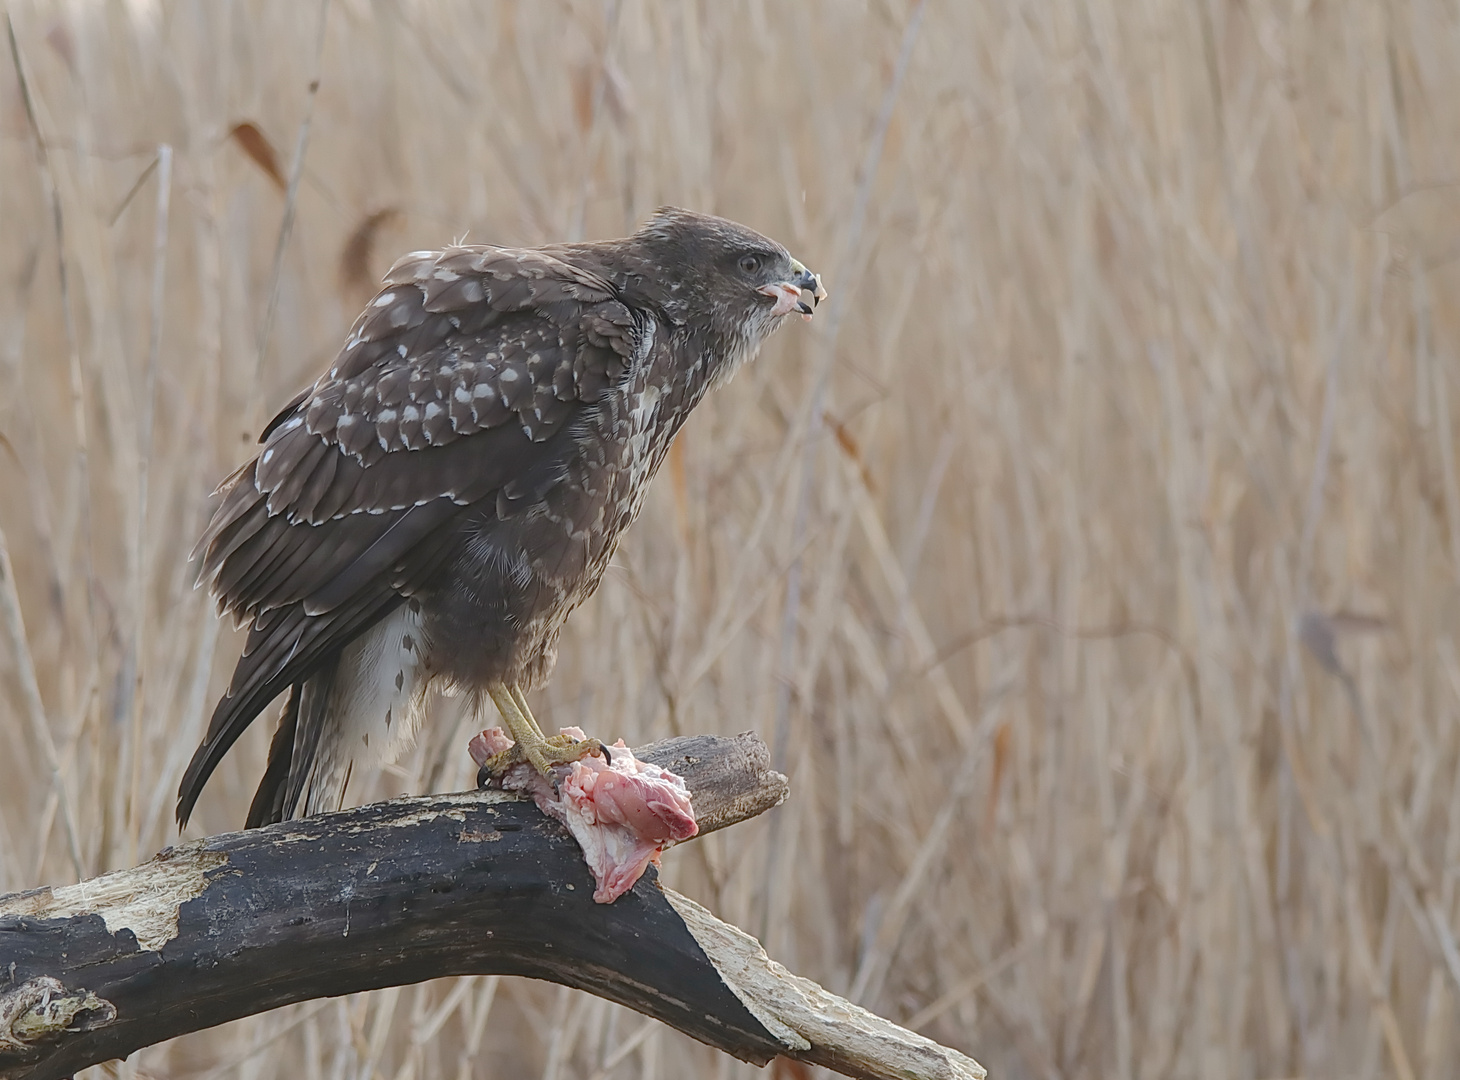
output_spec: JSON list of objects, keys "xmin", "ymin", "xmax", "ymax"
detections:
[{"xmin": 738, "ymin": 254, "xmax": 762, "ymax": 275}]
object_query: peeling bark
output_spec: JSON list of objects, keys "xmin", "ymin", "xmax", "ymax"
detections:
[
  {"xmin": 0, "ymin": 733, "xmax": 982, "ymax": 1080},
  {"xmin": 5, "ymin": 849, "xmax": 228, "ymax": 953}
]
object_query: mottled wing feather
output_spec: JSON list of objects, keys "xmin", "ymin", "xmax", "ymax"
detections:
[
  {"xmin": 178, "ymin": 245, "xmax": 643, "ymax": 826},
  {"xmin": 199, "ymin": 246, "xmax": 632, "ymax": 611}
]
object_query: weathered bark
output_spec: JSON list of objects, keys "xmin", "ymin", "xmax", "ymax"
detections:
[{"xmin": 0, "ymin": 733, "xmax": 983, "ymax": 1080}]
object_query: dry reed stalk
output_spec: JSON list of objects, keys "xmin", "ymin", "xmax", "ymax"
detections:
[
  {"xmin": 246, "ymin": 0, "xmax": 330, "ymax": 443},
  {"xmin": 4, "ymin": 1, "xmax": 1460, "ymax": 1076},
  {"xmin": 0, "ymin": 528, "xmax": 82, "ymax": 876}
]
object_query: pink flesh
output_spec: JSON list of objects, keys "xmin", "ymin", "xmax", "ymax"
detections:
[
  {"xmin": 469, "ymin": 728, "xmax": 698, "ymax": 903},
  {"xmin": 757, "ymin": 281, "xmax": 806, "ymax": 318},
  {"xmin": 468, "ymin": 727, "xmax": 514, "ymax": 761}
]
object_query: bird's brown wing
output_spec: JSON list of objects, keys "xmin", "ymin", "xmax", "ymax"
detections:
[{"xmin": 177, "ymin": 246, "xmax": 646, "ymax": 826}]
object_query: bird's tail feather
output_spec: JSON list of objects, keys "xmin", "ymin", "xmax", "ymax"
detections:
[
  {"xmin": 245, "ymin": 684, "xmax": 301, "ymax": 828},
  {"xmin": 244, "ymin": 664, "xmax": 351, "ymax": 826},
  {"xmin": 287, "ymin": 665, "xmax": 340, "ymax": 821}
]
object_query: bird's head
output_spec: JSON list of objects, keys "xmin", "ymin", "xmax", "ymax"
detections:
[{"xmin": 624, "ymin": 207, "xmax": 827, "ymax": 356}]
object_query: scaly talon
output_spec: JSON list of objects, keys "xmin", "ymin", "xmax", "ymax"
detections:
[
  {"xmin": 523, "ymin": 734, "xmax": 604, "ymax": 777},
  {"xmin": 478, "ymin": 740, "xmax": 527, "ymax": 786},
  {"xmin": 478, "ymin": 734, "xmax": 604, "ymax": 786}
]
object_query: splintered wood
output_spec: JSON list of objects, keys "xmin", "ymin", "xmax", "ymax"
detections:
[{"xmin": 0, "ymin": 733, "xmax": 983, "ymax": 1080}]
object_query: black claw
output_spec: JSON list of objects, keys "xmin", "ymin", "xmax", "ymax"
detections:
[
  {"xmin": 600, "ymin": 742, "xmax": 612, "ymax": 767},
  {"xmin": 796, "ymin": 299, "xmax": 813, "ymax": 315},
  {"xmin": 476, "ymin": 763, "xmax": 492, "ymax": 789}
]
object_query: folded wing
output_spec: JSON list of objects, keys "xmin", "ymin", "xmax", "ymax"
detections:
[{"xmin": 177, "ymin": 246, "xmax": 644, "ymax": 826}]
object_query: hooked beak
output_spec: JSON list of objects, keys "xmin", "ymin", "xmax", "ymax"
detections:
[{"xmin": 757, "ymin": 258, "xmax": 828, "ymax": 321}]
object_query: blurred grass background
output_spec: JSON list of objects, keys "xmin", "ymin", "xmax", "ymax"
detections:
[{"xmin": 3, "ymin": 1, "xmax": 1460, "ymax": 1077}]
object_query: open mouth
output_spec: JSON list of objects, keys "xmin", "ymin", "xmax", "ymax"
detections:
[{"xmin": 757, "ymin": 260, "xmax": 828, "ymax": 321}]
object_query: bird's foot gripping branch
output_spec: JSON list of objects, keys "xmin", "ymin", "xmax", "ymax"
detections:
[{"xmin": 0, "ymin": 733, "xmax": 984, "ymax": 1080}]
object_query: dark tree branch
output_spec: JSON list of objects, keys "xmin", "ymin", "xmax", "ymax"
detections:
[{"xmin": 0, "ymin": 734, "xmax": 983, "ymax": 1080}]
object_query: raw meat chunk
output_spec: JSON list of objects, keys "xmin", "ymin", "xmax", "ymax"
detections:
[{"xmin": 469, "ymin": 728, "xmax": 698, "ymax": 903}]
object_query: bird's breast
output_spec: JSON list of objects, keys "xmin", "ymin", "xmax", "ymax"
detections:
[{"xmin": 421, "ymin": 347, "xmax": 703, "ymax": 693}]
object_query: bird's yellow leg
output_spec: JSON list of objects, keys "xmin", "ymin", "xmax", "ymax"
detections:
[
  {"xmin": 484, "ymin": 684, "xmax": 603, "ymax": 779},
  {"xmin": 509, "ymin": 686, "xmax": 540, "ymax": 733}
]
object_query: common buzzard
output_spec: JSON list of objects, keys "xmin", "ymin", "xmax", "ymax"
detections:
[{"xmin": 176, "ymin": 208, "xmax": 825, "ymax": 829}]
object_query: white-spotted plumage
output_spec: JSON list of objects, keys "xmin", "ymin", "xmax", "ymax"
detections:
[
  {"xmin": 298, "ymin": 603, "xmax": 429, "ymax": 816},
  {"xmin": 178, "ymin": 207, "xmax": 825, "ymax": 830}
]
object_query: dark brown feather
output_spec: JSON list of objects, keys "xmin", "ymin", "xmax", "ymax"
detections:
[
  {"xmin": 179, "ymin": 210, "xmax": 818, "ymax": 828},
  {"xmin": 180, "ymin": 252, "xmax": 639, "ymax": 825},
  {"xmin": 245, "ymin": 682, "xmax": 299, "ymax": 828}
]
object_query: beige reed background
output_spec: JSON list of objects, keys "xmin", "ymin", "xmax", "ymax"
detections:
[{"xmin": 1, "ymin": 1, "xmax": 1458, "ymax": 1078}]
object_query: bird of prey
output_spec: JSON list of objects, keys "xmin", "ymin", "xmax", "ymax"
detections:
[{"xmin": 176, "ymin": 208, "xmax": 825, "ymax": 829}]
